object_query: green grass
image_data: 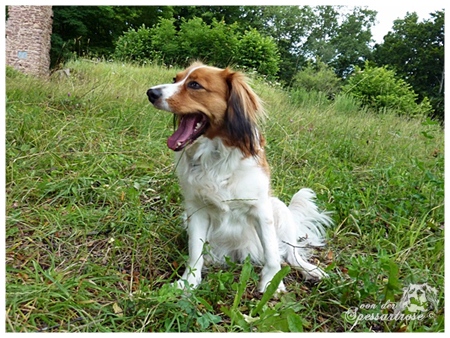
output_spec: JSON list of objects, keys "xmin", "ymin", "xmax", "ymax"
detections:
[{"xmin": 5, "ymin": 60, "xmax": 444, "ymax": 332}]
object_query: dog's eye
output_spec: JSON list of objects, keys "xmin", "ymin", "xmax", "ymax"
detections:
[{"xmin": 187, "ymin": 81, "xmax": 203, "ymax": 90}]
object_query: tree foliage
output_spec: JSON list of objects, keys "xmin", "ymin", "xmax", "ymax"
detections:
[
  {"xmin": 243, "ymin": 6, "xmax": 314, "ymax": 83},
  {"xmin": 372, "ymin": 10, "xmax": 444, "ymax": 120},
  {"xmin": 51, "ymin": 6, "xmax": 143, "ymax": 66},
  {"xmin": 51, "ymin": 5, "xmax": 376, "ymax": 80},
  {"xmin": 297, "ymin": 6, "xmax": 377, "ymax": 78},
  {"xmin": 330, "ymin": 7, "xmax": 377, "ymax": 78}
]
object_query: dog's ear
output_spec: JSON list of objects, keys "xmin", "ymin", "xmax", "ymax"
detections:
[{"xmin": 224, "ymin": 70, "xmax": 264, "ymax": 157}]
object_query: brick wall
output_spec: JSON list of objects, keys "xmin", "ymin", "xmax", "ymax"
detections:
[{"xmin": 6, "ymin": 6, "xmax": 53, "ymax": 77}]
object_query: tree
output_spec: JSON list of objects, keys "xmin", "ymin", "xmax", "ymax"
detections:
[
  {"xmin": 246, "ymin": 6, "xmax": 314, "ymax": 83},
  {"xmin": 51, "ymin": 6, "xmax": 172, "ymax": 67},
  {"xmin": 372, "ymin": 10, "xmax": 444, "ymax": 121},
  {"xmin": 51, "ymin": 6, "xmax": 138, "ymax": 65},
  {"xmin": 124, "ymin": 6, "xmax": 174, "ymax": 29},
  {"xmin": 330, "ymin": 7, "xmax": 377, "ymax": 78},
  {"xmin": 51, "ymin": 5, "xmax": 378, "ymax": 85},
  {"xmin": 172, "ymin": 6, "xmax": 244, "ymax": 27},
  {"xmin": 302, "ymin": 6, "xmax": 341, "ymax": 62},
  {"xmin": 301, "ymin": 6, "xmax": 376, "ymax": 78},
  {"xmin": 233, "ymin": 6, "xmax": 376, "ymax": 83}
]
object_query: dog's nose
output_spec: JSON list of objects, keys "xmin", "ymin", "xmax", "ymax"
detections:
[{"xmin": 147, "ymin": 88, "xmax": 162, "ymax": 104}]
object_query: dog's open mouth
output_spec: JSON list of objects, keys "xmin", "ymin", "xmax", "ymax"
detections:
[{"xmin": 167, "ymin": 113, "xmax": 209, "ymax": 151}]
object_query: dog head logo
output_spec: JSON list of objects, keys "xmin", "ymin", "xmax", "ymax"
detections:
[{"xmin": 394, "ymin": 283, "xmax": 438, "ymax": 315}]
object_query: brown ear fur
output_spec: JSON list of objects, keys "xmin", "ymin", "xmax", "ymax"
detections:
[{"xmin": 225, "ymin": 70, "xmax": 265, "ymax": 157}]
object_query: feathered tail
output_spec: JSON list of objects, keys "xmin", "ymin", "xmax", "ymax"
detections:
[{"xmin": 288, "ymin": 188, "xmax": 333, "ymax": 248}]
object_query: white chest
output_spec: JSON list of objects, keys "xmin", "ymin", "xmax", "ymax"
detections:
[{"xmin": 175, "ymin": 137, "xmax": 269, "ymax": 210}]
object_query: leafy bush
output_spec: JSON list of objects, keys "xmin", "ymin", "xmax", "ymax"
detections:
[
  {"xmin": 292, "ymin": 60, "xmax": 341, "ymax": 97},
  {"xmin": 177, "ymin": 17, "xmax": 212, "ymax": 62},
  {"xmin": 148, "ymin": 18, "xmax": 179, "ymax": 64},
  {"xmin": 207, "ymin": 19, "xmax": 240, "ymax": 68},
  {"xmin": 177, "ymin": 18, "xmax": 239, "ymax": 67},
  {"xmin": 113, "ymin": 17, "xmax": 280, "ymax": 78},
  {"xmin": 235, "ymin": 28, "xmax": 280, "ymax": 79},
  {"xmin": 114, "ymin": 24, "xmax": 153, "ymax": 62},
  {"xmin": 342, "ymin": 62, "xmax": 433, "ymax": 117}
]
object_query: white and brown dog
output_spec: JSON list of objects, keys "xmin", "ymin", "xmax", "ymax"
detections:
[{"xmin": 147, "ymin": 62, "xmax": 332, "ymax": 293}]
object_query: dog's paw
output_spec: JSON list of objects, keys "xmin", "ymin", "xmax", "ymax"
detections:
[
  {"xmin": 172, "ymin": 275, "xmax": 201, "ymax": 290},
  {"xmin": 273, "ymin": 281, "xmax": 287, "ymax": 297},
  {"xmin": 168, "ymin": 280, "xmax": 195, "ymax": 297},
  {"xmin": 258, "ymin": 277, "xmax": 287, "ymax": 295},
  {"xmin": 172, "ymin": 279, "xmax": 190, "ymax": 290},
  {"xmin": 303, "ymin": 266, "xmax": 328, "ymax": 280}
]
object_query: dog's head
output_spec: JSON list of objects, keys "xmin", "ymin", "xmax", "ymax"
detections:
[{"xmin": 147, "ymin": 62, "xmax": 265, "ymax": 156}]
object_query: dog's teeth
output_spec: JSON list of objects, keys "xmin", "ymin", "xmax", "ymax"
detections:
[
  {"xmin": 194, "ymin": 122, "xmax": 201, "ymax": 131},
  {"xmin": 177, "ymin": 142, "xmax": 182, "ymax": 147}
]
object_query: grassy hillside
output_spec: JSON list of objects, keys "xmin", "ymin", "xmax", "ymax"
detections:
[{"xmin": 5, "ymin": 60, "xmax": 444, "ymax": 332}]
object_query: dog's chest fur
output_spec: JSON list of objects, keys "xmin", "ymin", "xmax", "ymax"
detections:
[{"xmin": 175, "ymin": 137, "xmax": 269, "ymax": 211}]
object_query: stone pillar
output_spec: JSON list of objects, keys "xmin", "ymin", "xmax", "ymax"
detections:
[{"xmin": 5, "ymin": 6, "xmax": 53, "ymax": 77}]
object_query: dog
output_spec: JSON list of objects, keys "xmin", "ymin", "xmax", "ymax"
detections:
[{"xmin": 147, "ymin": 62, "xmax": 332, "ymax": 293}]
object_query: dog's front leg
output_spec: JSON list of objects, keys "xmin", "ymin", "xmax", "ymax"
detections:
[
  {"xmin": 176, "ymin": 209, "xmax": 209, "ymax": 289},
  {"xmin": 253, "ymin": 201, "xmax": 286, "ymax": 293}
]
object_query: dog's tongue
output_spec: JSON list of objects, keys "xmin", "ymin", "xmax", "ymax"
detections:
[{"xmin": 167, "ymin": 114, "xmax": 204, "ymax": 151}]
